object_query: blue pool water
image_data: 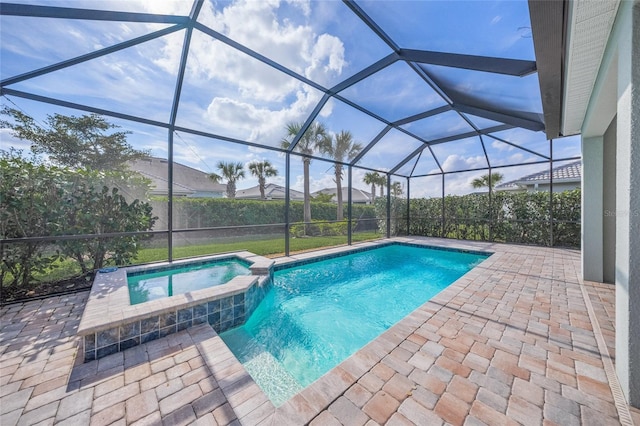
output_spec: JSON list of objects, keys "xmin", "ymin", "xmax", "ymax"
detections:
[
  {"xmin": 220, "ymin": 244, "xmax": 488, "ymax": 406},
  {"xmin": 127, "ymin": 258, "xmax": 251, "ymax": 305}
]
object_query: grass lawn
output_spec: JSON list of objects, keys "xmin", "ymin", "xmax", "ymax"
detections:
[
  {"xmin": 2, "ymin": 232, "xmax": 382, "ymax": 293},
  {"xmin": 135, "ymin": 232, "xmax": 382, "ymax": 264}
]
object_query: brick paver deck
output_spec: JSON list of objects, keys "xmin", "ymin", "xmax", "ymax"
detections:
[{"xmin": 2, "ymin": 237, "xmax": 639, "ymax": 425}]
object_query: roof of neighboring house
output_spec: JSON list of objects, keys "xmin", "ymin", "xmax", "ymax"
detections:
[
  {"xmin": 497, "ymin": 161, "xmax": 582, "ymax": 190},
  {"xmin": 128, "ymin": 157, "xmax": 226, "ymax": 196},
  {"xmin": 236, "ymin": 183, "xmax": 304, "ymax": 200},
  {"xmin": 312, "ymin": 187, "xmax": 372, "ymax": 203}
]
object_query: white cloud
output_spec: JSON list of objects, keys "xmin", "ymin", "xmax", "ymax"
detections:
[
  {"xmin": 202, "ymin": 87, "xmax": 321, "ymax": 143},
  {"xmin": 147, "ymin": 0, "xmax": 344, "ymax": 140},
  {"xmin": 507, "ymin": 152, "xmax": 526, "ymax": 163},
  {"xmin": 305, "ymin": 34, "xmax": 345, "ymax": 84},
  {"xmin": 491, "ymin": 139, "xmax": 513, "ymax": 151},
  {"xmin": 490, "ymin": 15, "xmax": 502, "ymax": 25},
  {"xmin": 0, "ymin": 128, "xmax": 31, "ymax": 153},
  {"xmin": 440, "ymin": 154, "xmax": 486, "ymax": 172}
]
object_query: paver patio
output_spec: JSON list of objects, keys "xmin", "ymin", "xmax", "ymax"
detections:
[{"xmin": 1, "ymin": 237, "xmax": 639, "ymax": 425}]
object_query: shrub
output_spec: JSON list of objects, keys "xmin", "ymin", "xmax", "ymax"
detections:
[
  {"xmin": 1, "ymin": 153, "xmax": 67, "ymax": 286},
  {"xmin": 153, "ymin": 197, "xmax": 376, "ymax": 229},
  {"xmin": 290, "ymin": 219, "xmax": 352, "ymax": 238},
  {"xmin": 1, "ymin": 152, "xmax": 156, "ymax": 286},
  {"xmin": 376, "ymin": 190, "xmax": 581, "ymax": 248}
]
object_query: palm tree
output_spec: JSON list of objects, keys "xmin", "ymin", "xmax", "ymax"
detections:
[
  {"xmin": 248, "ymin": 160, "xmax": 278, "ymax": 200},
  {"xmin": 376, "ymin": 173, "xmax": 387, "ymax": 198},
  {"xmin": 210, "ymin": 161, "xmax": 245, "ymax": 199},
  {"xmin": 391, "ymin": 181, "xmax": 403, "ymax": 197},
  {"xmin": 471, "ymin": 172, "xmax": 504, "ymax": 190},
  {"xmin": 363, "ymin": 172, "xmax": 381, "ymax": 204},
  {"xmin": 281, "ymin": 121, "xmax": 330, "ymax": 233},
  {"xmin": 318, "ymin": 130, "xmax": 363, "ymax": 220}
]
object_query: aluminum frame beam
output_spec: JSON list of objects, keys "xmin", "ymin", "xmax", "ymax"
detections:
[
  {"xmin": 0, "ymin": 3, "xmax": 189, "ymax": 24},
  {"xmin": 528, "ymin": 0, "xmax": 566, "ymax": 139},
  {"xmin": 399, "ymin": 49, "xmax": 537, "ymax": 76}
]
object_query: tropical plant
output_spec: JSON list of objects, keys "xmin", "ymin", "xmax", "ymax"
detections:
[
  {"xmin": 318, "ymin": 130, "xmax": 363, "ymax": 220},
  {"xmin": 210, "ymin": 161, "xmax": 245, "ymax": 199},
  {"xmin": 281, "ymin": 121, "xmax": 330, "ymax": 234},
  {"xmin": 363, "ymin": 172, "xmax": 381, "ymax": 203},
  {"xmin": 471, "ymin": 172, "xmax": 504, "ymax": 190},
  {"xmin": 0, "ymin": 107, "xmax": 149, "ymax": 171},
  {"xmin": 391, "ymin": 181, "xmax": 404, "ymax": 197},
  {"xmin": 312, "ymin": 192, "xmax": 335, "ymax": 203},
  {"xmin": 248, "ymin": 160, "xmax": 278, "ymax": 200},
  {"xmin": 376, "ymin": 173, "xmax": 387, "ymax": 197}
]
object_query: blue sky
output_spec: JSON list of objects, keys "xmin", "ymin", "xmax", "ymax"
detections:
[{"xmin": 0, "ymin": 0, "xmax": 581, "ymax": 198}]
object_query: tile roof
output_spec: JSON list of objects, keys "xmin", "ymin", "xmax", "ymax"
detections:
[
  {"xmin": 497, "ymin": 160, "xmax": 581, "ymax": 189},
  {"xmin": 236, "ymin": 183, "xmax": 304, "ymax": 200},
  {"xmin": 129, "ymin": 157, "xmax": 226, "ymax": 196},
  {"xmin": 312, "ymin": 187, "xmax": 372, "ymax": 203}
]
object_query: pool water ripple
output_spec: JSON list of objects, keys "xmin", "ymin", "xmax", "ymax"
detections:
[{"xmin": 221, "ymin": 244, "xmax": 488, "ymax": 406}]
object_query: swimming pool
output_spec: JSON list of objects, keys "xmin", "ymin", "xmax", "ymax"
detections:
[
  {"xmin": 220, "ymin": 243, "xmax": 489, "ymax": 406},
  {"xmin": 127, "ymin": 258, "xmax": 251, "ymax": 305}
]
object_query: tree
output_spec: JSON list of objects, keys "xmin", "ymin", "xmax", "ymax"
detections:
[
  {"xmin": 281, "ymin": 122, "xmax": 330, "ymax": 234},
  {"xmin": 318, "ymin": 130, "xmax": 362, "ymax": 220},
  {"xmin": 210, "ymin": 161, "xmax": 245, "ymax": 199},
  {"xmin": 0, "ymin": 150, "xmax": 156, "ymax": 286},
  {"xmin": 391, "ymin": 181, "xmax": 404, "ymax": 197},
  {"xmin": 59, "ymin": 185, "xmax": 156, "ymax": 274},
  {"xmin": 363, "ymin": 172, "xmax": 381, "ymax": 203},
  {"xmin": 248, "ymin": 160, "xmax": 278, "ymax": 200},
  {"xmin": 313, "ymin": 192, "xmax": 335, "ymax": 203},
  {"xmin": 471, "ymin": 172, "xmax": 504, "ymax": 190},
  {"xmin": 0, "ymin": 151, "xmax": 67, "ymax": 287},
  {"xmin": 376, "ymin": 173, "xmax": 387, "ymax": 197},
  {"xmin": 0, "ymin": 107, "xmax": 149, "ymax": 171}
]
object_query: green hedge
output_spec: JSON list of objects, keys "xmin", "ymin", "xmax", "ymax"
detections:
[
  {"xmin": 374, "ymin": 189, "xmax": 581, "ymax": 248},
  {"xmin": 153, "ymin": 197, "xmax": 377, "ymax": 229}
]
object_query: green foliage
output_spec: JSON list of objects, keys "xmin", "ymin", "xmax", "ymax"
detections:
[
  {"xmin": 211, "ymin": 161, "xmax": 245, "ymax": 199},
  {"xmin": 471, "ymin": 172, "xmax": 504, "ymax": 189},
  {"xmin": 363, "ymin": 172, "xmax": 380, "ymax": 202},
  {"xmin": 0, "ymin": 107, "xmax": 149, "ymax": 171},
  {"xmin": 290, "ymin": 219, "xmax": 352, "ymax": 238},
  {"xmin": 0, "ymin": 152, "xmax": 67, "ymax": 286},
  {"xmin": 58, "ymin": 185, "xmax": 157, "ymax": 273},
  {"xmin": 318, "ymin": 130, "xmax": 363, "ymax": 220},
  {"xmin": 373, "ymin": 196, "xmax": 407, "ymax": 236},
  {"xmin": 134, "ymin": 231, "xmax": 382, "ymax": 263},
  {"xmin": 402, "ymin": 189, "xmax": 581, "ymax": 248},
  {"xmin": 1, "ymin": 152, "xmax": 157, "ymax": 287},
  {"xmin": 161, "ymin": 197, "xmax": 376, "ymax": 229},
  {"xmin": 281, "ymin": 121, "xmax": 330, "ymax": 232},
  {"xmin": 248, "ymin": 160, "xmax": 278, "ymax": 199},
  {"xmin": 312, "ymin": 193, "xmax": 335, "ymax": 203}
]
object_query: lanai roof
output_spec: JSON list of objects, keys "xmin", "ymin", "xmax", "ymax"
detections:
[{"xmin": 0, "ymin": 0, "xmax": 580, "ymax": 191}]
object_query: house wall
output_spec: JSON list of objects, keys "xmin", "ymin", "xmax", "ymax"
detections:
[
  {"xmin": 525, "ymin": 182, "xmax": 580, "ymax": 192},
  {"xmin": 582, "ymin": 0, "xmax": 640, "ymax": 407},
  {"xmin": 603, "ymin": 117, "xmax": 617, "ymax": 284}
]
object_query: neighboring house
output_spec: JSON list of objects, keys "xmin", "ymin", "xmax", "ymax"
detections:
[
  {"xmin": 312, "ymin": 187, "xmax": 372, "ymax": 204},
  {"xmin": 496, "ymin": 161, "xmax": 581, "ymax": 193},
  {"xmin": 235, "ymin": 183, "xmax": 304, "ymax": 201},
  {"xmin": 128, "ymin": 157, "xmax": 225, "ymax": 198}
]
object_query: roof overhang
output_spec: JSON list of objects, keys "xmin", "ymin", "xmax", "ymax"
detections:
[
  {"xmin": 561, "ymin": 0, "xmax": 620, "ymax": 136},
  {"xmin": 528, "ymin": 0, "xmax": 567, "ymax": 139},
  {"xmin": 529, "ymin": 0, "xmax": 620, "ymax": 139}
]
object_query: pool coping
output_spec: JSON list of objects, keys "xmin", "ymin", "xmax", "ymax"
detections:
[
  {"xmin": 77, "ymin": 251, "xmax": 275, "ymax": 361},
  {"xmin": 202, "ymin": 237, "xmax": 497, "ymax": 423}
]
